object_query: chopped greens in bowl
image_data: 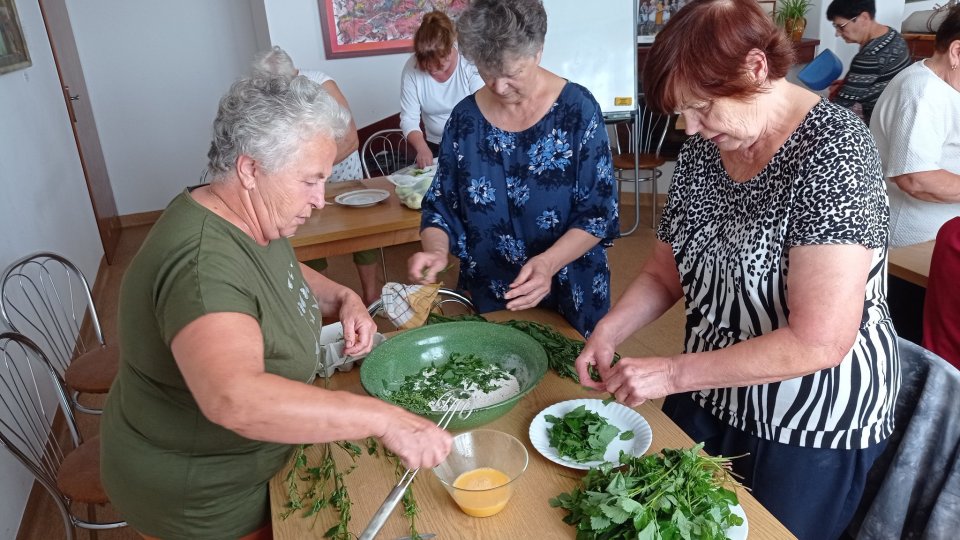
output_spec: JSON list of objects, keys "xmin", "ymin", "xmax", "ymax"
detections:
[{"xmin": 359, "ymin": 321, "xmax": 548, "ymax": 430}]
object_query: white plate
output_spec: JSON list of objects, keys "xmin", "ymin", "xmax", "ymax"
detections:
[
  {"xmin": 728, "ymin": 503, "xmax": 748, "ymax": 540},
  {"xmin": 528, "ymin": 398, "xmax": 653, "ymax": 470},
  {"xmin": 334, "ymin": 189, "xmax": 390, "ymax": 207}
]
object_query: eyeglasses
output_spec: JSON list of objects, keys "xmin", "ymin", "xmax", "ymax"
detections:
[{"xmin": 832, "ymin": 16, "xmax": 858, "ymax": 31}]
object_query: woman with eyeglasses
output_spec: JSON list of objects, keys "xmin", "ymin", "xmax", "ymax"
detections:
[{"xmin": 825, "ymin": 0, "xmax": 911, "ymax": 123}]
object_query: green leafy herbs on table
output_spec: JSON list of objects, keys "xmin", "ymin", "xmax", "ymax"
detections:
[
  {"xmin": 426, "ymin": 314, "xmax": 619, "ymax": 383},
  {"xmin": 281, "ymin": 438, "xmax": 423, "ymax": 540},
  {"xmin": 549, "ymin": 444, "xmax": 744, "ymax": 540},
  {"xmin": 385, "ymin": 352, "xmax": 513, "ymax": 414},
  {"xmin": 282, "ymin": 313, "xmax": 618, "ymax": 536},
  {"xmin": 546, "ymin": 404, "xmax": 623, "ymax": 462}
]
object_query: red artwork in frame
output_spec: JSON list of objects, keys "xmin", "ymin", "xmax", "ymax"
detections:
[{"xmin": 318, "ymin": 0, "xmax": 469, "ymax": 59}]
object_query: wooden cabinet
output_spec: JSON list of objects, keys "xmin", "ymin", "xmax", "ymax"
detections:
[
  {"xmin": 902, "ymin": 33, "xmax": 936, "ymax": 61},
  {"xmin": 792, "ymin": 38, "xmax": 820, "ymax": 64}
]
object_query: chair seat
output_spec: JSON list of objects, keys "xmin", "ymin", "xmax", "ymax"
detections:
[
  {"xmin": 57, "ymin": 435, "xmax": 110, "ymax": 504},
  {"xmin": 612, "ymin": 152, "xmax": 667, "ymax": 171},
  {"xmin": 64, "ymin": 344, "xmax": 119, "ymax": 393}
]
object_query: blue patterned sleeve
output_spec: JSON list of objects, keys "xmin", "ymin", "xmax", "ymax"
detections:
[
  {"xmin": 419, "ymin": 110, "xmax": 467, "ymax": 254},
  {"xmin": 565, "ymin": 89, "xmax": 619, "ymax": 243}
]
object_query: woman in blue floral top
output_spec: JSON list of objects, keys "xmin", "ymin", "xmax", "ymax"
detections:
[{"xmin": 407, "ymin": 0, "xmax": 619, "ymax": 336}]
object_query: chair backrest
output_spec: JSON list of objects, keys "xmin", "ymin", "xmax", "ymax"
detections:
[
  {"xmin": 637, "ymin": 100, "xmax": 673, "ymax": 158},
  {"xmin": 848, "ymin": 338, "xmax": 960, "ymax": 538},
  {"xmin": 0, "ymin": 252, "xmax": 105, "ymax": 380},
  {"xmin": 361, "ymin": 129, "xmax": 415, "ymax": 178},
  {"xmin": 0, "ymin": 332, "xmax": 81, "ymax": 497},
  {"xmin": 608, "ymin": 102, "xmax": 673, "ymax": 161}
]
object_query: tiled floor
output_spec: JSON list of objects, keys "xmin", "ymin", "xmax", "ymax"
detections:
[{"xmin": 16, "ymin": 208, "xmax": 684, "ymax": 539}]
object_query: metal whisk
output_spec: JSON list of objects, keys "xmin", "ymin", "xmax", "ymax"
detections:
[{"xmin": 359, "ymin": 391, "xmax": 473, "ymax": 540}]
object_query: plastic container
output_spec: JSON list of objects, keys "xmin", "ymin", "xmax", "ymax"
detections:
[{"xmin": 798, "ymin": 49, "xmax": 843, "ymax": 91}]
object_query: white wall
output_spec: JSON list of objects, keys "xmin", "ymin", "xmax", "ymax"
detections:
[
  {"xmin": 0, "ymin": 1, "xmax": 103, "ymax": 536},
  {"xmin": 63, "ymin": 0, "xmax": 261, "ymax": 215},
  {"xmin": 259, "ymin": 0, "xmax": 410, "ymax": 128}
]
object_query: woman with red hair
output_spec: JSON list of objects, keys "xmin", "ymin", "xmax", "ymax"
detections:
[
  {"xmin": 400, "ymin": 10, "xmax": 484, "ymax": 167},
  {"xmin": 576, "ymin": 0, "xmax": 898, "ymax": 537}
]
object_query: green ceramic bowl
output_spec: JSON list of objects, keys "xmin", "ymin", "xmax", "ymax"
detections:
[{"xmin": 360, "ymin": 321, "xmax": 548, "ymax": 430}]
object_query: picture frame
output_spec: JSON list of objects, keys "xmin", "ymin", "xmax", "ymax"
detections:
[
  {"xmin": 758, "ymin": 0, "xmax": 777, "ymax": 19},
  {"xmin": 318, "ymin": 0, "xmax": 469, "ymax": 60},
  {"xmin": 0, "ymin": 0, "xmax": 31, "ymax": 75}
]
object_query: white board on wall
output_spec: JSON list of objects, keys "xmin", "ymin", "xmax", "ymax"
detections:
[{"xmin": 540, "ymin": 0, "xmax": 638, "ymax": 120}]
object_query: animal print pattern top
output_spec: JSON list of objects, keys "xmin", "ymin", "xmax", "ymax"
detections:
[{"xmin": 658, "ymin": 99, "xmax": 899, "ymax": 449}]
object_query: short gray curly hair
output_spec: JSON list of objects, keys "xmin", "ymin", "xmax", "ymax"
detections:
[
  {"xmin": 249, "ymin": 45, "xmax": 298, "ymax": 79},
  {"xmin": 456, "ymin": 0, "xmax": 547, "ymax": 75},
  {"xmin": 206, "ymin": 76, "xmax": 350, "ymax": 178}
]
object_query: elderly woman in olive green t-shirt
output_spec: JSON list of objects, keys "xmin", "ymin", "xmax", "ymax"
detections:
[{"xmin": 99, "ymin": 75, "xmax": 452, "ymax": 540}]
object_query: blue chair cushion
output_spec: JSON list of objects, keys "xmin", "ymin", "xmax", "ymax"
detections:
[{"xmin": 798, "ymin": 49, "xmax": 843, "ymax": 91}]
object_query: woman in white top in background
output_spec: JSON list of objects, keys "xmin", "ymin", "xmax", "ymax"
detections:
[
  {"xmin": 870, "ymin": 4, "xmax": 960, "ymax": 247},
  {"xmin": 400, "ymin": 10, "xmax": 485, "ymax": 168},
  {"xmin": 251, "ymin": 46, "xmax": 382, "ymax": 305}
]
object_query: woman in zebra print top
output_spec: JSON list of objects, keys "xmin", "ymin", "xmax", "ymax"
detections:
[{"xmin": 575, "ymin": 1, "xmax": 898, "ymax": 538}]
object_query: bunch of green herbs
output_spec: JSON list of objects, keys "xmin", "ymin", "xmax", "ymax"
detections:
[
  {"xmin": 549, "ymin": 444, "xmax": 744, "ymax": 540},
  {"xmin": 385, "ymin": 352, "xmax": 513, "ymax": 414},
  {"xmin": 426, "ymin": 314, "xmax": 618, "ymax": 383},
  {"xmin": 547, "ymin": 404, "xmax": 634, "ymax": 462},
  {"xmin": 282, "ymin": 354, "xmax": 425, "ymax": 539}
]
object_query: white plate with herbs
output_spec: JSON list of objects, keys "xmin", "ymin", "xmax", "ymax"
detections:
[{"xmin": 529, "ymin": 398, "xmax": 652, "ymax": 470}]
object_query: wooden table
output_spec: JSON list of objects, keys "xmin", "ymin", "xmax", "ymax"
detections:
[
  {"xmin": 269, "ymin": 309, "xmax": 795, "ymax": 539},
  {"xmin": 290, "ymin": 177, "xmax": 421, "ymax": 261},
  {"xmin": 889, "ymin": 241, "xmax": 935, "ymax": 288}
]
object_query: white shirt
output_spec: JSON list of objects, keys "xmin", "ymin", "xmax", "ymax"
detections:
[
  {"xmin": 399, "ymin": 52, "xmax": 484, "ymax": 144},
  {"xmin": 300, "ymin": 70, "xmax": 363, "ymax": 181},
  {"xmin": 871, "ymin": 60, "xmax": 960, "ymax": 247}
]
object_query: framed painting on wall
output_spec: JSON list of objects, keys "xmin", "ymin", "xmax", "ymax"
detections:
[
  {"xmin": 758, "ymin": 0, "xmax": 777, "ymax": 19},
  {"xmin": 318, "ymin": 0, "xmax": 469, "ymax": 59},
  {"xmin": 0, "ymin": 0, "xmax": 31, "ymax": 75}
]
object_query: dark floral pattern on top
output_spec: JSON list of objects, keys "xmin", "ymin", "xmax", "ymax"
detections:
[{"xmin": 421, "ymin": 82, "xmax": 619, "ymax": 335}]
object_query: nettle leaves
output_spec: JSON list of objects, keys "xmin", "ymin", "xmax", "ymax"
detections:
[
  {"xmin": 550, "ymin": 444, "xmax": 744, "ymax": 540},
  {"xmin": 545, "ymin": 405, "xmax": 633, "ymax": 463}
]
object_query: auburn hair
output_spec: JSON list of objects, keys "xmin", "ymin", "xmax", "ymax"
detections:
[
  {"xmin": 414, "ymin": 11, "xmax": 457, "ymax": 71},
  {"xmin": 642, "ymin": 0, "xmax": 795, "ymax": 113}
]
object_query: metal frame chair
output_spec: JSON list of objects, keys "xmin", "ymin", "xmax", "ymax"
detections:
[
  {"xmin": 359, "ymin": 128, "xmax": 417, "ymax": 287},
  {"xmin": 609, "ymin": 102, "xmax": 673, "ymax": 235},
  {"xmin": 0, "ymin": 252, "xmax": 119, "ymax": 415},
  {"xmin": 0, "ymin": 332, "xmax": 126, "ymax": 539},
  {"xmin": 361, "ymin": 128, "xmax": 416, "ymax": 179}
]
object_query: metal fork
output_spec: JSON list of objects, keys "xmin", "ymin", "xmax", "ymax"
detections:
[{"xmin": 359, "ymin": 391, "xmax": 472, "ymax": 540}]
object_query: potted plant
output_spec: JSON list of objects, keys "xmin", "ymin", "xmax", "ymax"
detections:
[{"xmin": 775, "ymin": 0, "xmax": 814, "ymax": 41}]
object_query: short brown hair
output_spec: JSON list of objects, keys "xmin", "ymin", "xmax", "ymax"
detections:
[
  {"xmin": 642, "ymin": 0, "xmax": 795, "ymax": 113},
  {"xmin": 414, "ymin": 11, "xmax": 457, "ymax": 71}
]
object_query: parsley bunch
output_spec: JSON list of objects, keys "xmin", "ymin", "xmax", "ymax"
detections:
[
  {"xmin": 550, "ymin": 444, "xmax": 744, "ymax": 540},
  {"xmin": 546, "ymin": 405, "xmax": 633, "ymax": 462}
]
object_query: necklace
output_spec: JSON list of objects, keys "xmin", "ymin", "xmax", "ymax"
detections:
[{"xmin": 209, "ymin": 186, "xmax": 254, "ymax": 237}]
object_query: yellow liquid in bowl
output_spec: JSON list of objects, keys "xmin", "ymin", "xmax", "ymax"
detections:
[{"xmin": 451, "ymin": 467, "xmax": 513, "ymax": 517}]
